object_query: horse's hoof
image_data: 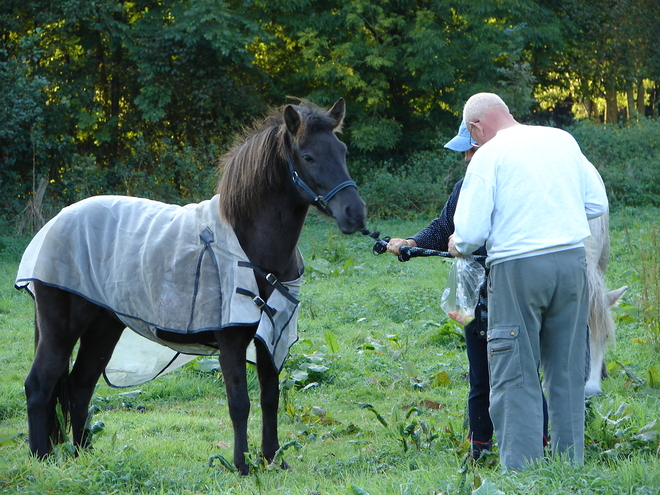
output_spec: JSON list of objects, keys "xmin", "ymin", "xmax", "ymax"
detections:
[{"xmin": 281, "ymin": 459, "xmax": 290, "ymax": 470}]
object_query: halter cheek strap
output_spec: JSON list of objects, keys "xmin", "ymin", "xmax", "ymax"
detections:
[{"xmin": 285, "ymin": 150, "xmax": 357, "ymax": 215}]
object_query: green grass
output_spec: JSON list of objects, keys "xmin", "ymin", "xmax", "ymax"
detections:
[{"xmin": 1, "ymin": 208, "xmax": 660, "ymax": 494}]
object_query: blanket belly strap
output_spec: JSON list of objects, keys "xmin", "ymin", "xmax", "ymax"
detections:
[
  {"xmin": 236, "ymin": 287, "xmax": 278, "ymax": 345},
  {"xmin": 235, "ymin": 287, "xmax": 277, "ymax": 316},
  {"xmin": 237, "ymin": 261, "xmax": 300, "ymax": 305}
]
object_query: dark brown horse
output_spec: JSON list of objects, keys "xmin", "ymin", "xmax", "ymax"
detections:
[{"xmin": 17, "ymin": 98, "xmax": 365, "ymax": 475}]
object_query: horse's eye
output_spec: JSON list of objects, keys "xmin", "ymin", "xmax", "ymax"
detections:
[{"xmin": 303, "ymin": 155, "xmax": 314, "ymax": 163}]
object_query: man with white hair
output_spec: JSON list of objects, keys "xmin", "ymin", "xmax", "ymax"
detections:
[{"xmin": 448, "ymin": 93, "xmax": 608, "ymax": 470}]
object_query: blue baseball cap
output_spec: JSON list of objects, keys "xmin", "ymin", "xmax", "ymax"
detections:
[{"xmin": 444, "ymin": 121, "xmax": 472, "ymax": 152}]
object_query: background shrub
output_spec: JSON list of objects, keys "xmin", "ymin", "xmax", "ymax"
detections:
[
  {"xmin": 7, "ymin": 118, "xmax": 660, "ymax": 231},
  {"xmin": 569, "ymin": 118, "xmax": 660, "ymax": 208},
  {"xmin": 355, "ymin": 137, "xmax": 467, "ymax": 220},
  {"xmin": 358, "ymin": 118, "xmax": 660, "ymax": 221}
]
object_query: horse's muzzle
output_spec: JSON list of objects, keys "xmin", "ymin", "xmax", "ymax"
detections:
[{"xmin": 334, "ymin": 195, "xmax": 366, "ymax": 234}]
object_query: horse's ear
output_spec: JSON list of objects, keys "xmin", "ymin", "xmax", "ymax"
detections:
[
  {"xmin": 328, "ymin": 98, "xmax": 345, "ymax": 129},
  {"xmin": 606, "ymin": 286, "xmax": 628, "ymax": 307},
  {"xmin": 284, "ymin": 105, "xmax": 301, "ymax": 136}
]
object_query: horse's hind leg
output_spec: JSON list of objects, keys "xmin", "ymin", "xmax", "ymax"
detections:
[
  {"xmin": 68, "ymin": 311, "xmax": 124, "ymax": 449},
  {"xmin": 215, "ymin": 327, "xmax": 254, "ymax": 475},
  {"xmin": 25, "ymin": 283, "xmax": 100, "ymax": 457},
  {"xmin": 25, "ymin": 320, "xmax": 77, "ymax": 457},
  {"xmin": 255, "ymin": 339, "xmax": 288, "ymax": 469}
]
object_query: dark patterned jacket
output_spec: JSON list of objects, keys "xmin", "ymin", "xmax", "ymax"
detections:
[{"xmin": 411, "ymin": 179, "xmax": 488, "ymax": 337}]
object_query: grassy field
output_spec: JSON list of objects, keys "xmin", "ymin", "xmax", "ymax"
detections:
[{"xmin": 1, "ymin": 207, "xmax": 659, "ymax": 494}]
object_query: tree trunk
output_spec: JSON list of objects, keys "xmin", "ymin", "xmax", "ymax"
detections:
[
  {"xmin": 583, "ymin": 99, "xmax": 596, "ymax": 120},
  {"xmin": 626, "ymin": 81, "xmax": 636, "ymax": 121},
  {"xmin": 605, "ymin": 81, "xmax": 618, "ymax": 124},
  {"xmin": 637, "ymin": 78, "xmax": 646, "ymax": 116}
]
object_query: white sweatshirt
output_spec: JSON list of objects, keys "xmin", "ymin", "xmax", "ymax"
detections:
[{"xmin": 453, "ymin": 124, "xmax": 608, "ymax": 267}]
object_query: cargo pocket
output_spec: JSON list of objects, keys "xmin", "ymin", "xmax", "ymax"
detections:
[{"xmin": 487, "ymin": 326, "xmax": 523, "ymax": 390}]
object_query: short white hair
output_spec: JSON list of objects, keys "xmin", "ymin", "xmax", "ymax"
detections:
[{"xmin": 463, "ymin": 93, "xmax": 509, "ymax": 125}]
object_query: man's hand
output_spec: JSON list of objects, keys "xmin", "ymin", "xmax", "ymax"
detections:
[
  {"xmin": 386, "ymin": 238, "xmax": 417, "ymax": 256},
  {"xmin": 447, "ymin": 311, "xmax": 466, "ymax": 325},
  {"xmin": 448, "ymin": 234, "xmax": 463, "ymax": 258}
]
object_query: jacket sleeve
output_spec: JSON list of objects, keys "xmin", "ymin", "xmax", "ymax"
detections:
[
  {"xmin": 411, "ymin": 180, "xmax": 463, "ymax": 251},
  {"xmin": 583, "ymin": 156, "xmax": 609, "ymax": 219}
]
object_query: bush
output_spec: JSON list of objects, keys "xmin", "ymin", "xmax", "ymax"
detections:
[
  {"xmin": 357, "ymin": 116, "xmax": 660, "ymax": 220},
  {"xmin": 356, "ymin": 142, "xmax": 467, "ymax": 220},
  {"xmin": 52, "ymin": 139, "xmax": 221, "ymax": 206},
  {"xmin": 11, "ymin": 138, "xmax": 223, "ymax": 234},
  {"xmin": 569, "ymin": 118, "xmax": 660, "ymax": 208},
  {"xmin": 10, "ymin": 118, "xmax": 659, "ymax": 231}
]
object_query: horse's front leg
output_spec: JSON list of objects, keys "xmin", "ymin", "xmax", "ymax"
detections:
[
  {"xmin": 215, "ymin": 327, "xmax": 254, "ymax": 475},
  {"xmin": 255, "ymin": 339, "xmax": 288, "ymax": 469}
]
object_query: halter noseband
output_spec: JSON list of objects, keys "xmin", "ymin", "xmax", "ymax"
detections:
[{"xmin": 285, "ymin": 150, "xmax": 357, "ymax": 216}]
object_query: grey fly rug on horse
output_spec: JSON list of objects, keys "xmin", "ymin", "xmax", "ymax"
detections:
[{"xmin": 15, "ymin": 194, "xmax": 302, "ymax": 386}]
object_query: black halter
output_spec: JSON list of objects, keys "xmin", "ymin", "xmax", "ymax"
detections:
[{"xmin": 285, "ymin": 150, "xmax": 357, "ymax": 216}]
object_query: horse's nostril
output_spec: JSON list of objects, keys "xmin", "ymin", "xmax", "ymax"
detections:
[
  {"xmin": 345, "ymin": 200, "xmax": 364, "ymax": 217},
  {"xmin": 337, "ymin": 201, "xmax": 366, "ymax": 234}
]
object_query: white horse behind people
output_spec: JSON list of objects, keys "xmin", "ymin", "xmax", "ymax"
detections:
[{"xmin": 584, "ymin": 212, "xmax": 628, "ymax": 396}]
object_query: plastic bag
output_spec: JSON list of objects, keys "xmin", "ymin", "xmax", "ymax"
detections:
[{"xmin": 440, "ymin": 256, "xmax": 486, "ymax": 326}]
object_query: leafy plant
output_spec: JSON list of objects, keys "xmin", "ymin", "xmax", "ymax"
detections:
[
  {"xmin": 281, "ymin": 348, "xmax": 335, "ymax": 391},
  {"xmin": 306, "ymin": 257, "xmax": 359, "ymax": 278},
  {"xmin": 280, "ymin": 339, "xmax": 338, "ymax": 425},
  {"xmin": 209, "ymin": 440, "xmax": 301, "ymax": 474},
  {"xmin": 357, "ymin": 401, "xmax": 465, "ymax": 458},
  {"xmin": 396, "ymin": 409, "xmax": 440, "ymax": 452},
  {"xmin": 586, "ymin": 398, "xmax": 660, "ymax": 458}
]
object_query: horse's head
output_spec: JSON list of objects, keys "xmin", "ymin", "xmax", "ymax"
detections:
[{"xmin": 283, "ymin": 98, "xmax": 366, "ymax": 234}]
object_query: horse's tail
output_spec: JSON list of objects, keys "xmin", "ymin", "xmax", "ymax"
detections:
[
  {"xmin": 585, "ymin": 213, "xmax": 615, "ymax": 379},
  {"xmin": 587, "ymin": 266, "xmax": 612, "ymax": 380}
]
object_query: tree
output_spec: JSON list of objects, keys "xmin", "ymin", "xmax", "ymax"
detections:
[
  {"xmin": 249, "ymin": 0, "xmax": 565, "ymax": 156},
  {"xmin": 2, "ymin": 0, "xmax": 658, "ymax": 219},
  {"xmin": 0, "ymin": 0, "xmax": 268, "ymax": 212},
  {"xmin": 550, "ymin": 0, "xmax": 660, "ymax": 123}
]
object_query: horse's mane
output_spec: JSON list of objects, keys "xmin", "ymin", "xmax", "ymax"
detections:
[{"xmin": 217, "ymin": 99, "xmax": 341, "ymax": 226}]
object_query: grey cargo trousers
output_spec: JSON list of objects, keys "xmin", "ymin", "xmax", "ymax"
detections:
[{"xmin": 487, "ymin": 248, "xmax": 588, "ymax": 470}]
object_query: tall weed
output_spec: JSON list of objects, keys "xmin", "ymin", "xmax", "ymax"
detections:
[{"xmin": 635, "ymin": 226, "xmax": 660, "ymax": 343}]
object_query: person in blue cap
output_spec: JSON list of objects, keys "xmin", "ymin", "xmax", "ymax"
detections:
[{"xmin": 386, "ymin": 121, "xmax": 548, "ymax": 461}]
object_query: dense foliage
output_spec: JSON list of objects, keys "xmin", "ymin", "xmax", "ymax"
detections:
[{"xmin": 1, "ymin": 0, "xmax": 659, "ymax": 223}]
